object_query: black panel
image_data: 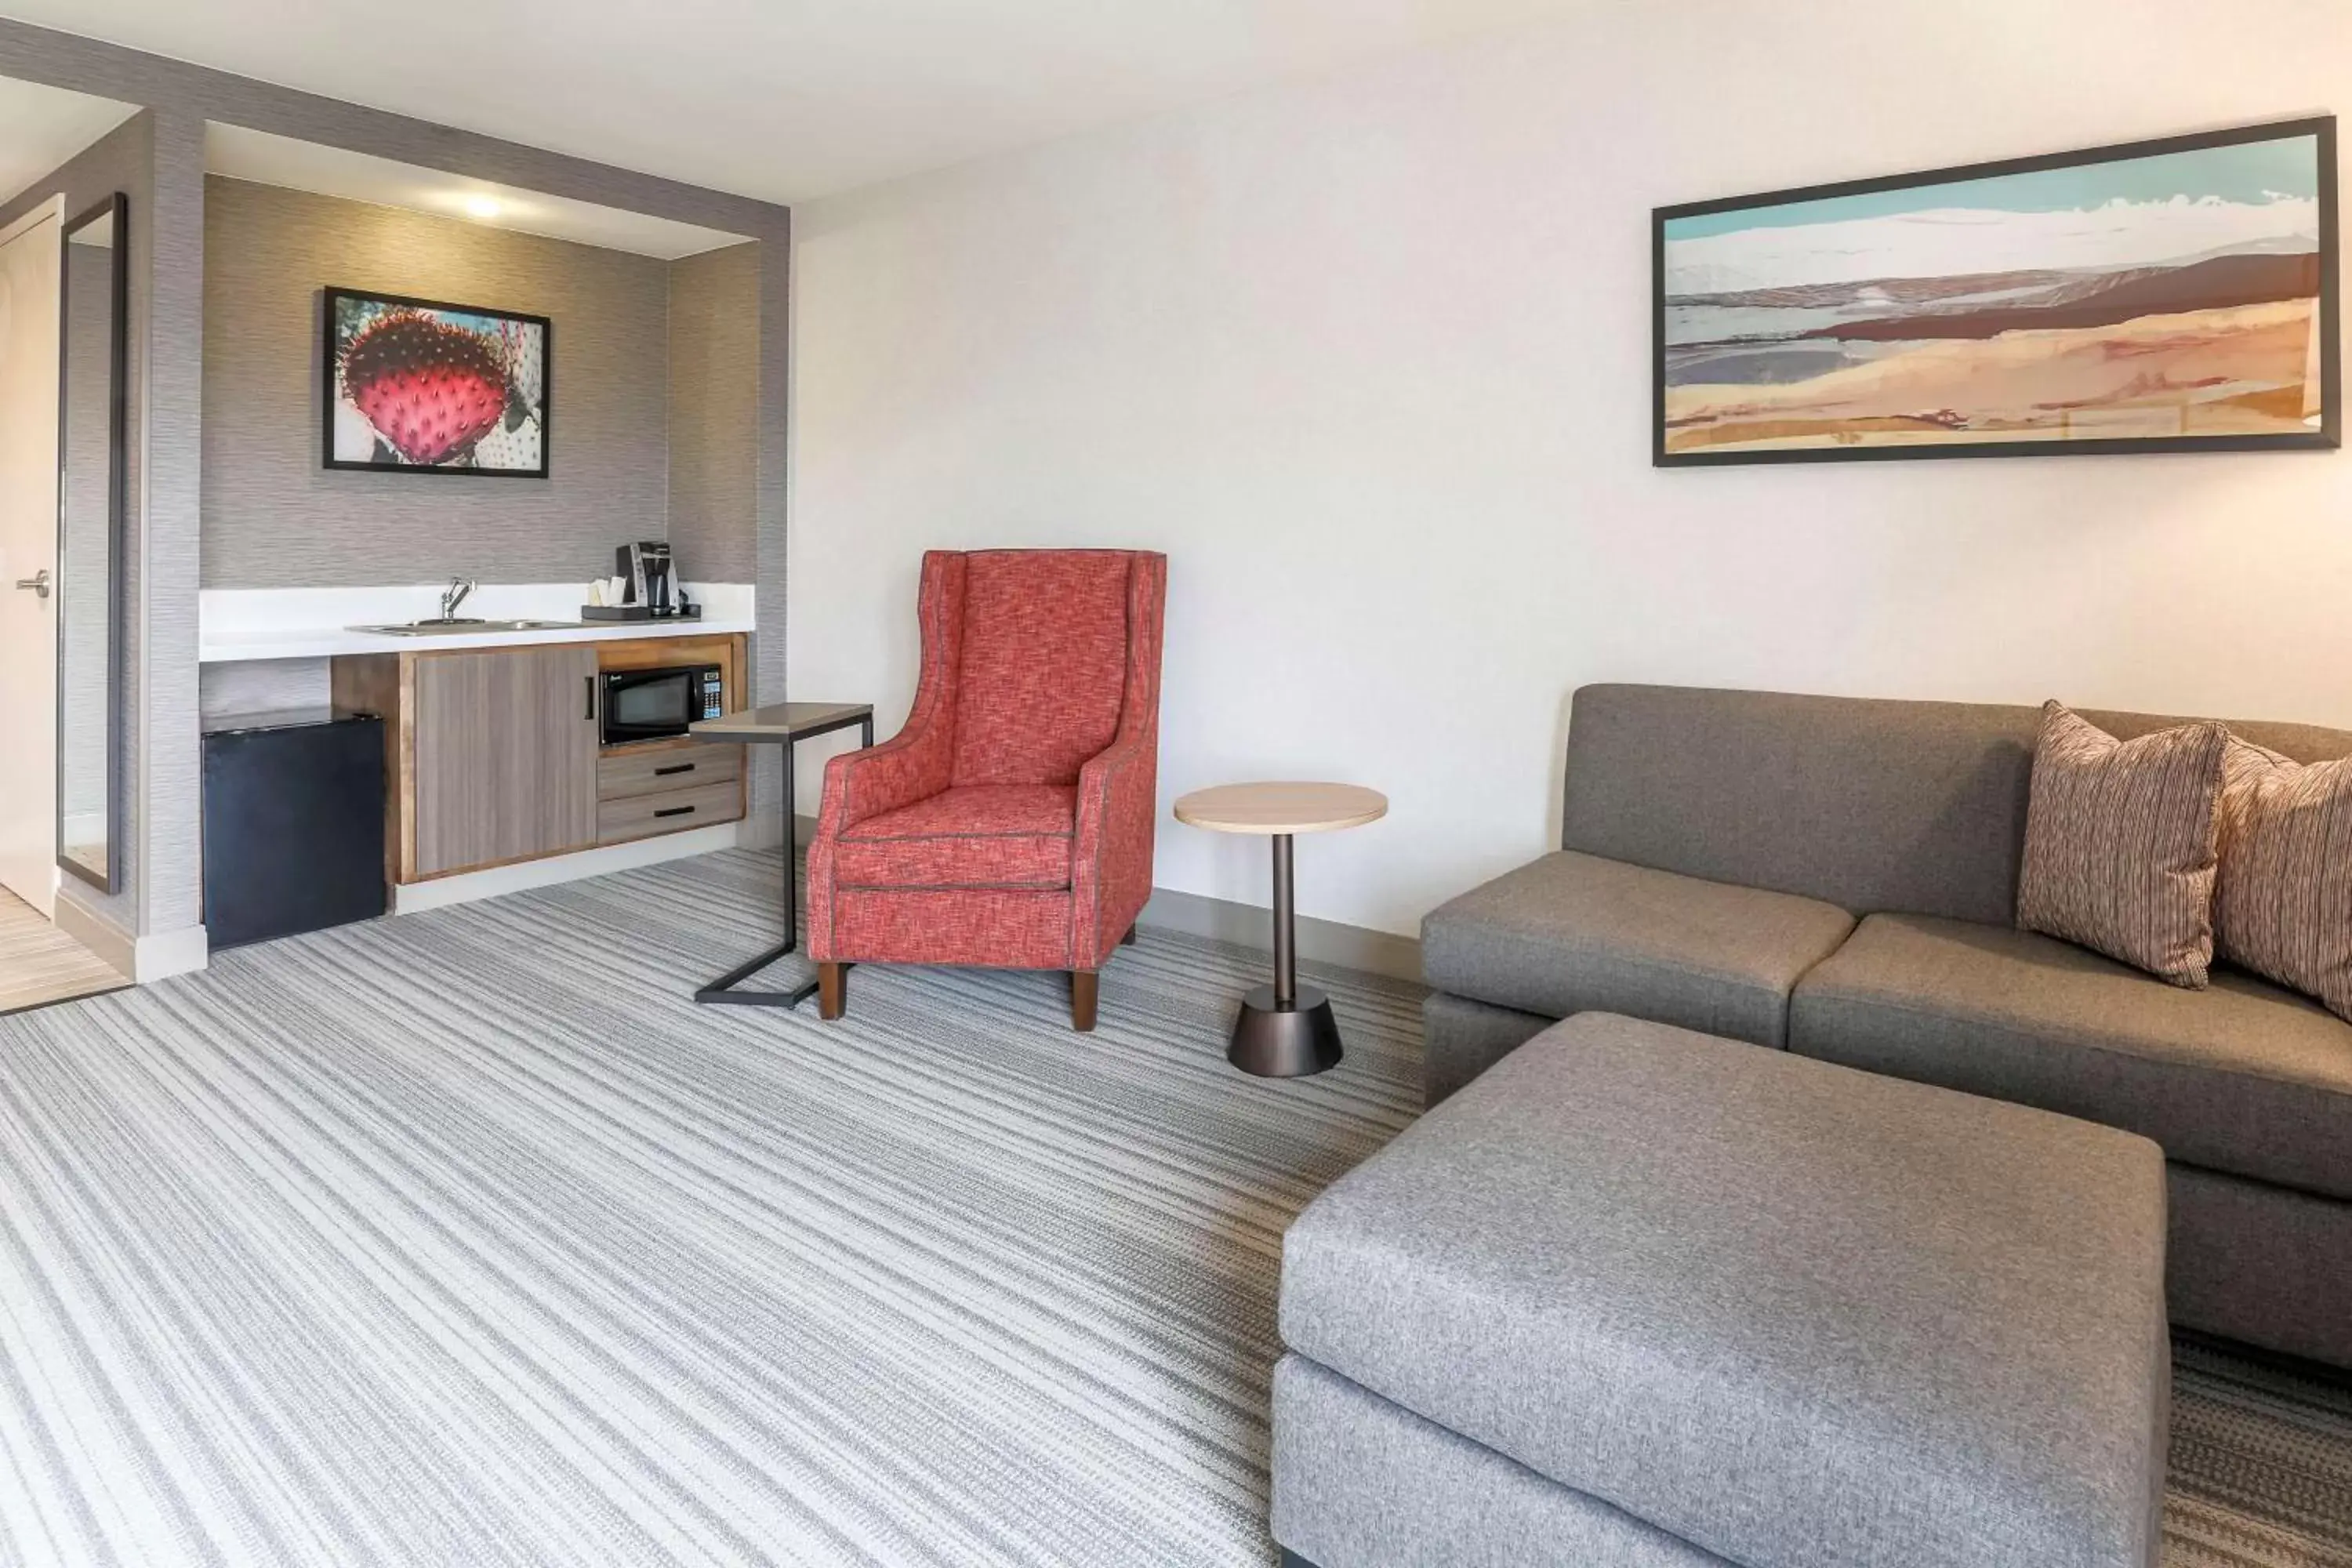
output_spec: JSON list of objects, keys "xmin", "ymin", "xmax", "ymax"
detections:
[{"xmin": 201, "ymin": 714, "xmax": 387, "ymax": 950}]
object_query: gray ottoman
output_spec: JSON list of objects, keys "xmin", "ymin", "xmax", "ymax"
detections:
[{"xmin": 1273, "ymin": 1012, "xmax": 2170, "ymax": 1568}]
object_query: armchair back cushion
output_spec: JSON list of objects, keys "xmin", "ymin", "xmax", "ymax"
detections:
[{"xmin": 952, "ymin": 550, "xmax": 1137, "ymax": 786}]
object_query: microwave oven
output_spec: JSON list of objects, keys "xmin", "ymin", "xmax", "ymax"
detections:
[{"xmin": 601, "ymin": 663, "xmax": 725, "ymax": 746}]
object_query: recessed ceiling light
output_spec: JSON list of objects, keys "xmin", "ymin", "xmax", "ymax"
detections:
[{"xmin": 463, "ymin": 194, "xmax": 501, "ymax": 220}]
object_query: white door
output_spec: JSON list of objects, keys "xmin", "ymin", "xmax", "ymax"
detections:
[{"xmin": 0, "ymin": 201, "xmax": 61, "ymax": 918}]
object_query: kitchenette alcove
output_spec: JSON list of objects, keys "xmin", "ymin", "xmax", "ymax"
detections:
[{"xmin": 195, "ymin": 125, "xmax": 770, "ymax": 931}]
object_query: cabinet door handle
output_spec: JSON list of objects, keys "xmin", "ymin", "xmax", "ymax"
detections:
[
  {"xmin": 584, "ymin": 676, "xmax": 596, "ymax": 720},
  {"xmin": 655, "ymin": 804, "xmax": 695, "ymax": 819},
  {"xmin": 654, "ymin": 763, "xmax": 695, "ymax": 778}
]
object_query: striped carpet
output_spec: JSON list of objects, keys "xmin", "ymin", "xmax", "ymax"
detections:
[{"xmin": 0, "ymin": 848, "xmax": 2342, "ymax": 1566}]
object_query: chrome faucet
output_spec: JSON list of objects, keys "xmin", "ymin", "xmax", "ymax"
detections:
[{"xmin": 440, "ymin": 578, "xmax": 476, "ymax": 620}]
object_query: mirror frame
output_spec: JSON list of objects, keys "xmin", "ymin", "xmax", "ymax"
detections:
[{"xmin": 56, "ymin": 192, "xmax": 127, "ymax": 894}]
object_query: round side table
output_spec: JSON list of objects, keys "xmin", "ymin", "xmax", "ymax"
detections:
[{"xmin": 1173, "ymin": 782, "xmax": 1388, "ymax": 1078}]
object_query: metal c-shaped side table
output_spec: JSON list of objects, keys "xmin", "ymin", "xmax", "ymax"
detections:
[{"xmin": 689, "ymin": 701, "xmax": 873, "ymax": 1008}]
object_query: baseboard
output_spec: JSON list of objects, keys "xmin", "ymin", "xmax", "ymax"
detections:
[
  {"xmin": 774, "ymin": 815, "xmax": 1420, "ymax": 983},
  {"xmin": 1139, "ymin": 886, "xmax": 1421, "ymax": 985},
  {"xmin": 50, "ymin": 893, "xmax": 136, "ymax": 980},
  {"xmin": 53, "ymin": 892, "xmax": 209, "ymax": 985},
  {"xmin": 134, "ymin": 924, "xmax": 209, "ymax": 984},
  {"xmin": 393, "ymin": 822, "xmax": 755, "ymax": 915},
  {"xmin": 754, "ymin": 811, "xmax": 809, "ymax": 853}
]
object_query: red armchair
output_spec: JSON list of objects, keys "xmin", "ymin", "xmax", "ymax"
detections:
[{"xmin": 804, "ymin": 549, "xmax": 1168, "ymax": 1029}]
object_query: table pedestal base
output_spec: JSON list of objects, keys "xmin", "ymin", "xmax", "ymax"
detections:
[{"xmin": 1229, "ymin": 982, "xmax": 1343, "ymax": 1078}]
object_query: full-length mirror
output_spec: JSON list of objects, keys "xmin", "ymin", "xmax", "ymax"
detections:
[{"xmin": 57, "ymin": 193, "xmax": 125, "ymax": 892}]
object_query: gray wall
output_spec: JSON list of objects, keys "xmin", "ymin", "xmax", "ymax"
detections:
[
  {"xmin": 198, "ymin": 659, "xmax": 327, "ymax": 717},
  {"xmin": 0, "ymin": 18, "xmax": 792, "ymax": 946},
  {"xmin": 203, "ymin": 176, "xmax": 673, "ymax": 588},
  {"xmin": 666, "ymin": 241, "xmax": 760, "ymax": 584},
  {"xmin": 0, "ymin": 113, "xmax": 151, "ymax": 946}
]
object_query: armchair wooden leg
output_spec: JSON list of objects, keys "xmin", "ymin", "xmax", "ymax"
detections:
[
  {"xmin": 1120, "ymin": 924, "xmax": 1139, "ymax": 946},
  {"xmin": 1070, "ymin": 971, "xmax": 1099, "ymax": 1032},
  {"xmin": 818, "ymin": 963, "xmax": 848, "ymax": 1021}
]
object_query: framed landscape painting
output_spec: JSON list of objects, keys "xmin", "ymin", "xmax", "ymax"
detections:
[
  {"xmin": 323, "ymin": 287, "xmax": 550, "ymax": 476},
  {"xmin": 1654, "ymin": 118, "xmax": 2338, "ymax": 464}
]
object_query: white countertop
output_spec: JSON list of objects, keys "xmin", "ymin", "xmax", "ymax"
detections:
[{"xmin": 200, "ymin": 583, "xmax": 754, "ymax": 662}]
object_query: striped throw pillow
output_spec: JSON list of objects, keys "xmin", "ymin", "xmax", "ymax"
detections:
[
  {"xmin": 2016, "ymin": 701, "xmax": 2228, "ymax": 987},
  {"xmin": 2216, "ymin": 736, "xmax": 2352, "ymax": 1022}
]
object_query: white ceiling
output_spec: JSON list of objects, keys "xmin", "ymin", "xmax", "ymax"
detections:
[
  {"xmin": 1, "ymin": 0, "xmax": 1577, "ymax": 205},
  {"xmin": 0, "ymin": 73, "xmax": 136, "ymax": 208},
  {"xmin": 205, "ymin": 125, "xmax": 750, "ymax": 259}
]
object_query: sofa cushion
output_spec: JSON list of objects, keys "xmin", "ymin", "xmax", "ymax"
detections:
[
  {"xmin": 1790, "ymin": 912, "xmax": 2352, "ymax": 1200},
  {"xmin": 1280, "ymin": 1013, "xmax": 2169, "ymax": 1568},
  {"xmin": 2015, "ymin": 702, "xmax": 2227, "ymax": 987},
  {"xmin": 2216, "ymin": 736, "xmax": 2352, "ymax": 1022},
  {"xmin": 1420, "ymin": 851, "xmax": 1853, "ymax": 1047},
  {"xmin": 1559, "ymin": 683, "xmax": 2352, "ymax": 929},
  {"xmin": 835, "ymin": 784, "xmax": 1076, "ymax": 889}
]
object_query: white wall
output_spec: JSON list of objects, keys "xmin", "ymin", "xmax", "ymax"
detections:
[{"xmin": 789, "ymin": 0, "xmax": 2352, "ymax": 939}]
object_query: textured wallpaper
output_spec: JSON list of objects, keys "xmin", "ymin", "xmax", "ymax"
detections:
[
  {"xmin": 666, "ymin": 242, "xmax": 760, "ymax": 584},
  {"xmin": 201, "ymin": 176, "xmax": 674, "ymax": 588}
]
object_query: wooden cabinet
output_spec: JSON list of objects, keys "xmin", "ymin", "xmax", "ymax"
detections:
[
  {"xmin": 413, "ymin": 644, "xmax": 599, "ymax": 876},
  {"xmin": 332, "ymin": 632, "xmax": 748, "ymax": 886}
]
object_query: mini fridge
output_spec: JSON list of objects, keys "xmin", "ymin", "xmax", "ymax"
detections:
[{"xmin": 201, "ymin": 709, "xmax": 387, "ymax": 950}]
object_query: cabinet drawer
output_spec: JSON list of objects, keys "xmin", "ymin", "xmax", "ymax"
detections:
[
  {"xmin": 597, "ymin": 742, "xmax": 743, "ymax": 801},
  {"xmin": 597, "ymin": 779, "xmax": 744, "ymax": 845}
]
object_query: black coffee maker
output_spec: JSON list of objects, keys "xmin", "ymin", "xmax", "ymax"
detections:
[{"xmin": 618, "ymin": 541, "xmax": 674, "ymax": 614}]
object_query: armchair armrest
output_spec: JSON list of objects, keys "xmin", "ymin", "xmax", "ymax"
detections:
[
  {"xmin": 1071, "ymin": 724, "xmax": 1160, "ymax": 967},
  {"xmin": 812, "ymin": 552, "xmax": 968, "ymax": 838},
  {"xmin": 815, "ymin": 713, "xmax": 952, "ymax": 836},
  {"xmin": 805, "ymin": 696, "xmax": 954, "ymax": 965},
  {"xmin": 1069, "ymin": 550, "xmax": 1167, "ymax": 967}
]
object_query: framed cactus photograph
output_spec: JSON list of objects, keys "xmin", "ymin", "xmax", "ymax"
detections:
[{"xmin": 323, "ymin": 287, "xmax": 551, "ymax": 476}]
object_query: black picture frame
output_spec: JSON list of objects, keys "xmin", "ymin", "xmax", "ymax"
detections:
[
  {"xmin": 56, "ymin": 191, "xmax": 127, "ymax": 894},
  {"xmin": 1653, "ymin": 116, "xmax": 2339, "ymax": 466},
  {"xmin": 321, "ymin": 285, "xmax": 552, "ymax": 477}
]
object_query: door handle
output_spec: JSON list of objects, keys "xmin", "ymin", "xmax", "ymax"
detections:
[
  {"xmin": 13, "ymin": 569, "xmax": 49, "ymax": 600},
  {"xmin": 584, "ymin": 675, "xmax": 596, "ymax": 720}
]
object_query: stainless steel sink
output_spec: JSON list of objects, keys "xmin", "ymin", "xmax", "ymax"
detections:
[{"xmin": 349, "ymin": 618, "xmax": 586, "ymax": 637}]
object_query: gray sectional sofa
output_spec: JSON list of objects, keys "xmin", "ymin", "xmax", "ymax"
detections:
[{"xmin": 1421, "ymin": 683, "xmax": 2352, "ymax": 1369}]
